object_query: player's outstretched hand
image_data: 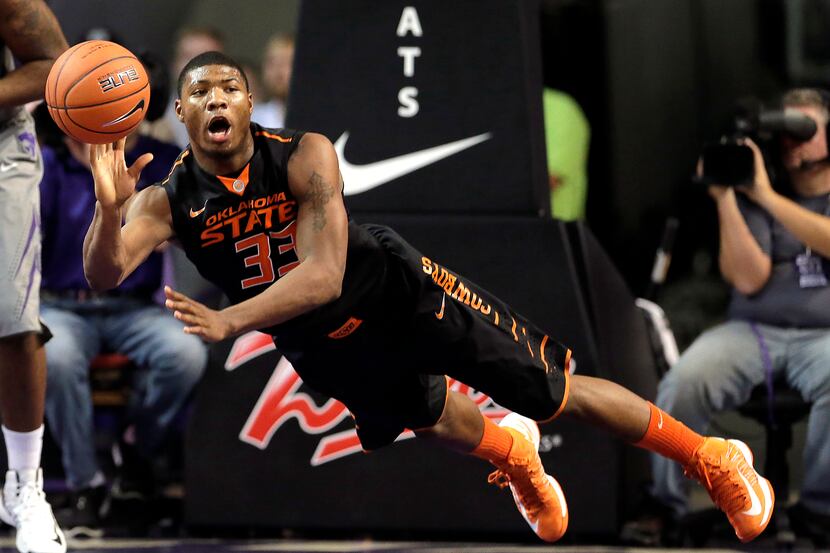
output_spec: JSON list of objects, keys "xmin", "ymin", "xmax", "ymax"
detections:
[
  {"xmin": 164, "ymin": 285, "xmax": 231, "ymax": 342},
  {"xmin": 89, "ymin": 137, "xmax": 154, "ymax": 209}
]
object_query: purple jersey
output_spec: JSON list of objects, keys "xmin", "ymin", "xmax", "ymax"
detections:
[{"xmin": 40, "ymin": 135, "xmax": 182, "ymax": 294}]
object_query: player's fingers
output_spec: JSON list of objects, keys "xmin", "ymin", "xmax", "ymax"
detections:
[
  {"xmin": 114, "ymin": 137, "xmax": 126, "ymax": 151},
  {"xmin": 173, "ymin": 310, "xmax": 200, "ymax": 325},
  {"xmin": 128, "ymin": 153, "xmax": 154, "ymax": 180},
  {"xmin": 184, "ymin": 325, "xmax": 219, "ymax": 342},
  {"xmin": 165, "ymin": 298, "xmax": 189, "ymax": 312},
  {"xmin": 183, "ymin": 325, "xmax": 205, "ymax": 337},
  {"xmin": 164, "ymin": 285, "xmax": 189, "ymax": 302}
]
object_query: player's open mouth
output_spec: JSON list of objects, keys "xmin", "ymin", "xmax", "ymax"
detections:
[{"xmin": 207, "ymin": 116, "xmax": 231, "ymax": 143}]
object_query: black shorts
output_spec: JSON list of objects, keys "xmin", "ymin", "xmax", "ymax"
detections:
[{"xmin": 276, "ymin": 225, "xmax": 571, "ymax": 451}]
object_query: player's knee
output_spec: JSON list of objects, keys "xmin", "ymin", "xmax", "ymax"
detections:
[
  {"xmin": 561, "ymin": 374, "xmax": 588, "ymax": 419},
  {"xmin": 413, "ymin": 415, "xmax": 451, "ymax": 440},
  {"xmin": 0, "ymin": 330, "xmax": 38, "ymax": 350}
]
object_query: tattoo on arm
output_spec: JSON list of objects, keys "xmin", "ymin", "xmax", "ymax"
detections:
[{"xmin": 307, "ymin": 171, "xmax": 335, "ymax": 232}]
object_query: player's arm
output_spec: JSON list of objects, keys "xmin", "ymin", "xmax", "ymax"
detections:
[
  {"xmin": 165, "ymin": 133, "xmax": 348, "ymax": 341},
  {"xmin": 0, "ymin": 0, "xmax": 68, "ymax": 106},
  {"xmin": 83, "ymin": 139, "xmax": 174, "ymax": 290}
]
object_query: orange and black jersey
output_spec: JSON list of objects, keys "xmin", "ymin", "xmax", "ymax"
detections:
[{"xmin": 158, "ymin": 123, "xmax": 387, "ymax": 338}]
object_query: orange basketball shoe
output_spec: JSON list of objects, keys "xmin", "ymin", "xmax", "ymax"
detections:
[
  {"xmin": 487, "ymin": 413, "xmax": 568, "ymax": 542},
  {"xmin": 684, "ymin": 437, "xmax": 774, "ymax": 542}
]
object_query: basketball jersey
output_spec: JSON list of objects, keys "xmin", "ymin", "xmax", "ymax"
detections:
[{"xmin": 160, "ymin": 123, "xmax": 387, "ymax": 338}]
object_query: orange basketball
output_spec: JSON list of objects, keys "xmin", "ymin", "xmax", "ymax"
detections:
[{"xmin": 45, "ymin": 40, "xmax": 150, "ymax": 144}]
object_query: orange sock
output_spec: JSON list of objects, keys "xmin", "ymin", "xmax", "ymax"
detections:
[
  {"xmin": 471, "ymin": 415, "xmax": 513, "ymax": 463},
  {"xmin": 634, "ymin": 402, "xmax": 704, "ymax": 465}
]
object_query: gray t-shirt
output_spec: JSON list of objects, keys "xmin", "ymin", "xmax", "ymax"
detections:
[{"xmin": 728, "ymin": 192, "xmax": 830, "ymax": 327}]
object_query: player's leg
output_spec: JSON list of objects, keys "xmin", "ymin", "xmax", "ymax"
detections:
[
  {"xmin": 414, "ymin": 277, "xmax": 770, "ymax": 542},
  {"xmin": 412, "ymin": 389, "xmax": 483, "ymax": 452},
  {"xmin": 0, "ymin": 332, "xmax": 47, "ymax": 444},
  {"xmin": 0, "ymin": 118, "xmax": 66, "ymax": 553},
  {"xmin": 366, "ymin": 229, "xmax": 571, "ymax": 543},
  {"xmin": 369, "ymin": 225, "xmax": 771, "ymax": 542},
  {"xmin": 0, "ymin": 334, "xmax": 47, "ymax": 430},
  {"xmin": 649, "ymin": 321, "xmax": 771, "ymax": 518},
  {"xmin": 414, "ymin": 389, "xmax": 568, "ymax": 543},
  {"xmin": 563, "ymin": 371, "xmax": 773, "ymax": 543},
  {"xmin": 0, "ymin": 338, "xmax": 67, "ymax": 552}
]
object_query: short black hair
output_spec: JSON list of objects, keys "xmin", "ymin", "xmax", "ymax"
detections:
[{"xmin": 177, "ymin": 51, "xmax": 249, "ymax": 97}]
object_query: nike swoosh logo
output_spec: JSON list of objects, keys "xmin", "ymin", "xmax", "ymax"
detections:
[
  {"xmin": 101, "ymin": 99, "xmax": 145, "ymax": 127},
  {"xmin": 657, "ymin": 409, "xmax": 663, "ymax": 430},
  {"xmin": 0, "ymin": 162, "xmax": 17, "ymax": 172},
  {"xmin": 739, "ymin": 471, "xmax": 762, "ymax": 517},
  {"xmin": 334, "ymin": 131, "xmax": 492, "ymax": 196},
  {"xmin": 435, "ymin": 293, "xmax": 446, "ymax": 320},
  {"xmin": 190, "ymin": 199, "xmax": 209, "ymax": 218}
]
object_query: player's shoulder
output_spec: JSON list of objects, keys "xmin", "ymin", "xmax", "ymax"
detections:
[
  {"xmin": 158, "ymin": 146, "xmax": 192, "ymax": 187},
  {"xmin": 252, "ymin": 123, "xmax": 303, "ymax": 145}
]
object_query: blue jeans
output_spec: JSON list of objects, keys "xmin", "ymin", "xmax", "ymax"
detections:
[
  {"xmin": 41, "ymin": 297, "xmax": 207, "ymax": 490},
  {"xmin": 651, "ymin": 321, "xmax": 830, "ymax": 516}
]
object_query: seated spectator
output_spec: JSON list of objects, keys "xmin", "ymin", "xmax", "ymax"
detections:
[
  {"xmin": 253, "ymin": 34, "xmax": 294, "ymax": 128},
  {"xmin": 146, "ymin": 26, "xmax": 225, "ymax": 148},
  {"xmin": 642, "ymin": 88, "xmax": 830, "ymax": 544},
  {"xmin": 543, "ymin": 88, "xmax": 590, "ymax": 221},
  {"xmin": 34, "ymin": 79, "xmax": 207, "ymax": 535}
]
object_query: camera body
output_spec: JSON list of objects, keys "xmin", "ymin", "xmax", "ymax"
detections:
[{"xmin": 699, "ymin": 102, "xmax": 819, "ymax": 187}]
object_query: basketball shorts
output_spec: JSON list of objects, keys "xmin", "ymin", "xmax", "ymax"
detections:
[
  {"xmin": 276, "ymin": 225, "xmax": 571, "ymax": 451},
  {"xmin": 0, "ymin": 110, "xmax": 45, "ymax": 339}
]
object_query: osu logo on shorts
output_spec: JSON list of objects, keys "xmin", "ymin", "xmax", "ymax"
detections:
[{"xmin": 226, "ymin": 331, "xmax": 509, "ymax": 466}]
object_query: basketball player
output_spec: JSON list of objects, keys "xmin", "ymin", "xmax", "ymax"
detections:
[
  {"xmin": 0, "ymin": 1, "xmax": 68, "ymax": 552},
  {"xmin": 83, "ymin": 52, "xmax": 774, "ymax": 543}
]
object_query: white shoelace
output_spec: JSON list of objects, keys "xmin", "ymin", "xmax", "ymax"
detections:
[{"xmin": 10, "ymin": 482, "xmax": 51, "ymax": 526}]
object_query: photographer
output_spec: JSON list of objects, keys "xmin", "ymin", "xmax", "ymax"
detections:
[{"xmin": 649, "ymin": 88, "xmax": 830, "ymax": 541}]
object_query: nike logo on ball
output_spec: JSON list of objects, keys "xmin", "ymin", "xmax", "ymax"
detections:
[
  {"xmin": 334, "ymin": 131, "xmax": 492, "ymax": 196},
  {"xmin": 101, "ymin": 99, "xmax": 145, "ymax": 128}
]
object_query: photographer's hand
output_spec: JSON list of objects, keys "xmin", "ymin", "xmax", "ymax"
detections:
[
  {"xmin": 740, "ymin": 138, "xmax": 776, "ymax": 206},
  {"xmin": 700, "ymin": 156, "xmax": 736, "ymax": 203},
  {"xmin": 700, "ymin": 156, "xmax": 771, "ymax": 294}
]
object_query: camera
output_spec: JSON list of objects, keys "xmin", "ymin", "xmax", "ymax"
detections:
[{"xmin": 698, "ymin": 102, "xmax": 818, "ymax": 186}]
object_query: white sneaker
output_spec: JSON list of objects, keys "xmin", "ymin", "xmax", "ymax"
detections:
[{"xmin": 0, "ymin": 469, "xmax": 66, "ymax": 553}]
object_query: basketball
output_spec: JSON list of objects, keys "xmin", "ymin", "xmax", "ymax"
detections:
[{"xmin": 45, "ymin": 40, "xmax": 150, "ymax": 144}]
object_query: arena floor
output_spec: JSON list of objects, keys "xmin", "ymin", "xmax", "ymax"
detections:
[{"xmin": 0, "ymin": 538, "xmax": 824, "ymax": 553}]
